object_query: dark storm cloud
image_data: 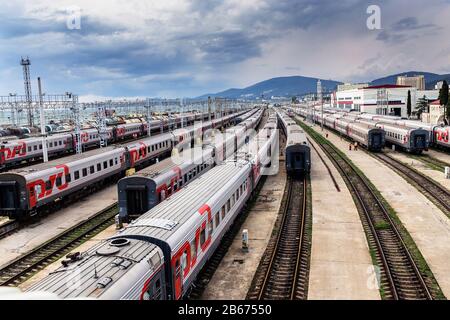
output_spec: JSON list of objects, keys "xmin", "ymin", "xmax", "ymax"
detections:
[
  {"xmin": 392, "ymin": 17, "xmax": 435, "ymax": 31},
  {"xmin": 188, "ymin": 0, "xmax": 223, "ymax": 14},
  {"xmin": 376, "ymin": 16, "xmax": 439, "ymax": 44},
  {"xmin": 186, "ymin": 31, "xmax": 265, "ymax": 64},
  {"xmin": 0, "ymin": 15, "xmax": 65, "ymax": 38},
  {"xmin": 0, "ymin": 13, "xmax": 126, "ymax": 39}
]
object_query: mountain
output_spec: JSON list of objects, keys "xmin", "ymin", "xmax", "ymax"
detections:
[
  {"xmin": 370, "ymin": 71, "xmax": 450, "ymax": 89},
  {"xmin": 197, "ymin": 76, "xmax": 342, "ymax": 99}
]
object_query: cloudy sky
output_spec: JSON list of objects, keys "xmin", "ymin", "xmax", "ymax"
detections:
[{"xmin": 0, "ymin": 0, "xmax": 449, "ymax": 101}]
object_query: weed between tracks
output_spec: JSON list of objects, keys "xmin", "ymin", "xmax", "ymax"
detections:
[
  {"xmin": 297, "ymin": 119, "xmax": 446, "ymax": 300},
  {"xmin": 408, "ymin": 154, "xmax": 449, "ymax": 172}
]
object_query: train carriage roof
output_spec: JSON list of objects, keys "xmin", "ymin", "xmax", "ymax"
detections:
[
  {"xmin": 26, "ymin": 235, "xmax": 162, "ymax": 299},
  {"xmin": 117, "ymin": 161, "xmax": 250, "ymax": 247}
]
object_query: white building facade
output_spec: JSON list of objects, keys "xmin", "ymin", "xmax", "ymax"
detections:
[{"xmin": 332, "ymin": 85, "xmax": 417, "ymax": 118}]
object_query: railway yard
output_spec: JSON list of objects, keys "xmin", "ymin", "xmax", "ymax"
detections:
[{"xmin": 0, "ymin": 104, "xmax": 449, "ymax": 301}]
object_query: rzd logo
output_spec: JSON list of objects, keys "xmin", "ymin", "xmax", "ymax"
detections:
[
  {"xmin": 27, "ymin": 164, "xmax": 70, "ymax": 207},
  {"xmin": 0, "ymin": 141, "xmax": 27, "ymax": 163}
]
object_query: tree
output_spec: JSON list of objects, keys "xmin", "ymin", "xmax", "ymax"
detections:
[
  {"xmin": 414, "ymin": 95, "xmax": 428, "ymax": 118},
  {"xmin": 440, "ymin": 81, "xmax": 450, "ymax": 123},
  {"xmin": 407, "ymin": 90, "xmax": 412, "ymax": 118},
  {"xmin": 439, "ymin": 80, "xmax": 449, "ymax": 106}
]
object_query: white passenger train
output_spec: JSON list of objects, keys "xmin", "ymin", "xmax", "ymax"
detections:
[
  {"xmin": 117, "ymin": 109, "xmax": 264, "ymax": 222},
  {"xmin": 0, "ymin": 111, "xmax": 249, "ymax": 220},
  {"xmin": 25, "ymin": 110, "xmax": 279, "ymax": 300},
  {"xmin": 0, "ymin": 111, "xmax": 241, "ymax": 170},
  {"xmin": 277, "ymin": 110, "xmax": 311, "ymax": 175}
]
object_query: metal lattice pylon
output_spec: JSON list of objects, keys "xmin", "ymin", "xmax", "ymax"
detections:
[{"xmin": 20, "ymin": 57, "xmax": 34, "ymax": 127}]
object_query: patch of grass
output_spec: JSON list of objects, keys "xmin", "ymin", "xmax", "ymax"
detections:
[{"xmin": 375, "ymin": 221, "xmax": 390, "ymax": 230}]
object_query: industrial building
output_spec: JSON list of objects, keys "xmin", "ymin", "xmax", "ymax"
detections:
[{"xmin": 331, "ymin": 84, "xmax": 416, "ymax": 117}]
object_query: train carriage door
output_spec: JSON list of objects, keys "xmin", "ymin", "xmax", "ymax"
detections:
[
  {"xmin": 126, "ymin": 185, "xmax": 148, "ymax": 217},
  {"xmin": 0, "ymin": 181, "xmax": 19, "ymax": 214},
  {"xmin": 173, "ymin": 258, "xmax": 183, "ymax": 300}
]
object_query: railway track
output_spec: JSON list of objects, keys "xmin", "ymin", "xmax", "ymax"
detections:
[
  {"xmin": 374, "ymin": 153, "xmax": 450, "ymax": 216},
  {"xmin": 0, "ymin": 220, "xmax": 20, "ymax": 239},
  {"xmin": 316, "ymin": 142, "xmax": 433, "ymax": 300},
  {"xmin": 247, "ymin": 176, "xmax": 311, "ymax": 300},
  {"xmin": 188, "ymin": 177, "xmax": 267, "ymax": 299},
  {"xmin": 188, "ymin": 112, "xmax": 270, "ymax": 300},
  {"xmin": 0, "ymin": 203, "xmax": 117, "ymax": 287}
]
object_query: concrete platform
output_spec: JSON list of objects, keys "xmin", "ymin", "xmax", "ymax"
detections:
[
  {"xmin": 386, "ymin": 150, "xmax": 450, "ymax": 192},
  {"xmin": 307, "ymin": 134, "xmax": 380, "ymax": 300},
  {"xmin": 201, "ymin": 166, "xmax": 287, "ymax": 299},
  {"xmin": 0, "ymin": 185, "xmax": 117, "ymax": 267},
  {"xmin": 300, "ymin": 118, "xmax": 450, "ymax": 298}
]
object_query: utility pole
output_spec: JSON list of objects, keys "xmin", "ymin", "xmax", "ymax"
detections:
[
  {"xmin": 180, "ymin": 98, "xmax": 184, "ymax": 128},
  {"xmin": 146, "ymin": 98, "xmax": 152, "ymax": 136},
  {"xmin": 208, "ymin": 97, "xmax": 212, "ymax": 122},
  {"xmin": 68, "ymin": 92, "xmax": 82, "ymax": 154},
  {"xmin": 21, "ymin": 57, "xmax": 34, "ymax": 127},
  {"xmin": 9, "ymin": 93, "xmax": 18, "ymax": 127},
  {"xmin": 317, "ymin": 80, "xmax": 323, "ymax": 131},
  {"xmin": 37, "ymin": 77, "xmax": 48, "ymax": 162},
  {"xmin": 97, "ymin": 102, "xmax": 108, "ymax": 147}
]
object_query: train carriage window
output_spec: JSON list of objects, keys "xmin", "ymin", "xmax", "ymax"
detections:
[
  {"xmin": 115, "ymin": 158, "xmax": 118, "ymax": 165},
  {"xmin": 45, "ymin": 180, "xmax": 52, "ymax": 191},
  {"xmin": 56, "ymin": 176, "xmax": 62, "ymax": 187},
  {"xmin": 97, "ymin": 163, "xmax": 101, "ymax": 171},
  {"xmin": 109, "ymin": 159, "xmax": 113, "ymax": 167},
  {"xmin": 49, "ymin": 142, "xmax": 53, "ymax": 148},
  {"xmin": 221, "ymin": 206, "xmax": 226, "ymax": 220},
  {"xmin": 39, "ymin": 144, "xmax": 42, "ymax": 149},
  {"xmin": 90, "ymin": 166, "xmax": 95, "ymax": 174},
  {"xmin": 34, "ymin": 145, "xmax": 38, "ymax": 151},
  {"xmin": 74, "ymin": 171, "xmax": 80, "ymax": 180},
  {"xmin": 103, "ymin": 161, "xmax": 107, "ymax": 169},
  {"xmin": 184, "ymin": 174, "xmax": 187, "ymax": 183},
  {"xmin": 28, "ymin": 146, "xmax": 31, "ymax": 152},
  {"xmin": 65, "ymin": 174, "xmax": 71, "ymax": 183},
  {"xmin": 191, "ymin": 239, "xmax": 197, "ymax": 259},
  {"xmin": 215, "ymin": 213, "xmax": 220, "ymax": 228},
  {"xmin": 200, "ymin": 228, "xmax": 206, "ymax": 246},
  {"xmin": 82, "ymin": 168, "xmax": 88, "ymax": 177},
  {"xmin": 208, "ymin": 219, "xmax": 213, "ymax": 235},
  {"xmin": 227, "ymin": 199, "xmax": 231, "ymax": 212},
  {"xmin": 59, "ymin": 141, "xmax": 62, "ymax": 146}
]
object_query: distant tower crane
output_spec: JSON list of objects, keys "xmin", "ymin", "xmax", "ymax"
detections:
[{"xmin": 21, "ymin": 57, "xmax": 34, "ymax": 127}]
